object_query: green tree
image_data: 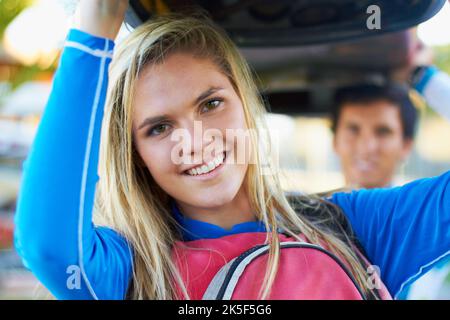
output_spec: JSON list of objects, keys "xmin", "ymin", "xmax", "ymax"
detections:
[
  {"xmin": 0, "ymin": 0, "xmax": 33, "ymax": 40},
  {"xmin": 433, "ymin": 44, "xmax": 450, "ymax": 75},
  {"xmin": 0, "ymin": 0, "xmax": 56, "ymax": 91}
]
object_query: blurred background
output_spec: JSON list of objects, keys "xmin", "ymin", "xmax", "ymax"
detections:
[{"xmin": 0, "ymin": 0, "xmax": 449, "ymax": 299}]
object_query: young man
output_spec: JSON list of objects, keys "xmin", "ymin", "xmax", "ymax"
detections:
[
  {"xmin": 331, "ymin": 83, "xmax": 417, "ymax": 189},
  {"xmin": 331, "ymin": 80, "xmax": 450, "ymax": 299}
]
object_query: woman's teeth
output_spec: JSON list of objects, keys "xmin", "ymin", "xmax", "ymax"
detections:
[{"xmin": 186, "ymin": 153, "xmax": 225, "ymax": 176}]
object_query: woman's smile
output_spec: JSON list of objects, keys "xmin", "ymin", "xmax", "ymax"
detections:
[{"xmin": 183, "ymin": 151, "xmax": 228, "ymax": 180}]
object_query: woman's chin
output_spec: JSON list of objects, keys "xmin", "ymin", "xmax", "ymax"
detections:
[
  {"xmin": 163, "ymin": 165, "xmax": 247, "ymax": 210},
  {"xmin": 190, "ymin": 190, "xmax": 235, "ymax": 208},
  {"xmin": 173, "ymin": 183, "xmax": 238, "ymax": 209}
]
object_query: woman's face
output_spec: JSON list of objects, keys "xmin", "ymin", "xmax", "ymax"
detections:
[{"xmin": 132, "ymin": 53, "xmax": 249, "ymax": 212}]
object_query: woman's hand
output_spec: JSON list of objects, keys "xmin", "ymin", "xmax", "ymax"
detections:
[{"xmin": 74, "ymin": 0, "xmax": 129, "ymax": 40}]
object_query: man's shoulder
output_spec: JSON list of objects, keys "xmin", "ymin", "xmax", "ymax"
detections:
[{"xmin": 314, "ymin": 187, "xmax": 352, "ymax": 199}]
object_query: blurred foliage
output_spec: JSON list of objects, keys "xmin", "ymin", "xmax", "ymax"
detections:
[
  {"xmin": 0, "ymin": 0, "xmax": 56, "ymax": 92},
  {"xmin": 10, "ymin": 63, "xmax": 55, "ymax": 90},
  {"xmin": 433, "ymin": 44, "xmax": 450, "ymax": 75},
  {"xmin": 0, "ymin": 0, "xmax": 33, "ymax": 40}
]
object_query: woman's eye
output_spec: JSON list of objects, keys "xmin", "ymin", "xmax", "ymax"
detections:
[
  {"xmin": 147, "ymin": 124, "xmax": 170, "ymax": 136},
  {"xmin": 200, "ymin": 99, "xmax": 222, "ymax": 113}
]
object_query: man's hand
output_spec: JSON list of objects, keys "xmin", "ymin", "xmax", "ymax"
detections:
[
  {"xmin": 392, "ymin": 29, "xmax": 434, "ymax": 82},
  {"xmin": 74, "ymin": 0, "xmax": 129, "ymax": 41}
]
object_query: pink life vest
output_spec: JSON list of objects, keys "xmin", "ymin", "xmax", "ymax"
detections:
[{"xmin": 172, "ymin": 232, "xmax": 392, "ymax": 300}]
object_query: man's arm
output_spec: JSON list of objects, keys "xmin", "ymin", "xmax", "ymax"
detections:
[{"xmin": 330, "ymin": 171, "xmax": 450, "ymax": 298}]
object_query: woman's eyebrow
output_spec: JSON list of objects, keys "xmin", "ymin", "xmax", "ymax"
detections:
[
  {"xmin": 194, "ymin": 86, "xmax": 224, "ymax": 105},
  {"xmin": 137, "ymin": 87, "xmax": 224, "ymax": 131},
  {"xmin": 138, "ymin": 115, "xmax": 170, "ymax": 130}
]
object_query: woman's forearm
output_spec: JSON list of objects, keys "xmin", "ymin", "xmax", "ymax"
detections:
[
  {"xmin": 13, "ymin": 1, "xmax": 131, "ymax": 299},
  {"xmin": 13, "ymin": 30, "xmax": 115, "ymax": 299},
  {"xmin": 74, "ymin": 0, "xmax": 128, "ymax": 40}
]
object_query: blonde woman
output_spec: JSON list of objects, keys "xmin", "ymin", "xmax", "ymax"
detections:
[{"xmin": 14, "ymin": 0, "xmax": 449, "ymax": 300}]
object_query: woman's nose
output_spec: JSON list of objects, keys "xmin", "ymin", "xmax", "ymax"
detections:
[
  {"xmin": 175, "ymin": 120, "xmax": 215, "ymax": 164},
  {"xmin": 189, "ymin": 121, "xmax": 225, "ymax": 162}
]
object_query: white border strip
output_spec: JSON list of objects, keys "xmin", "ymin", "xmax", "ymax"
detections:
[
  {"xmin": 65, "ymin": 40, "xmax": 113, "ymax": 59},
  {"xmin": 394, "ymin": 249, "xmax": 450, "ymax": 299},
  {"xmin": 77, "ymin": 38, "xmax": 110, "ymax": 300}
]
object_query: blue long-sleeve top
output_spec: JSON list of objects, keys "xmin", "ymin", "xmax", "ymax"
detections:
[{"xmin": 14, "ymin": 29, "xmax": 450, "ymax": 300}]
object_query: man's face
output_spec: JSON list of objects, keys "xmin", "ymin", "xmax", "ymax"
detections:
[{"xmin": 333, "ymin": 100, "xmax": 413, "ymax": 189}]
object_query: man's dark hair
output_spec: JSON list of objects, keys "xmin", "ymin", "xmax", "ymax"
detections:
[{"xmin": 331, "ymin": 83, "xmax": 418, "ymax": 140}]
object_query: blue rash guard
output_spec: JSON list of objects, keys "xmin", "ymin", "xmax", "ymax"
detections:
[{"xmin": 14, "ymin": 29, "xmax": 450, "ymax": 300}]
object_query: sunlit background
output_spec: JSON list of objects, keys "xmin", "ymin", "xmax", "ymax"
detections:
[{"xmin": 0, "ymin": 0, "xmax": 449, "ymax": 299}]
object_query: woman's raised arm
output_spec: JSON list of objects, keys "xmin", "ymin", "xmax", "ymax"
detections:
[
  {"xmin": 14, "ymin": 0, "xmax": 133, "ymax": 299},
  {"xmin": 74, "ymin": 0, "xmax": 128, "ymax": 40}
]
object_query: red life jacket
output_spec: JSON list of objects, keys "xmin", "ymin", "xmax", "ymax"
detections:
[{"xmin": 172, "ymin": 232, "xmax": 392, "ymax": 300}]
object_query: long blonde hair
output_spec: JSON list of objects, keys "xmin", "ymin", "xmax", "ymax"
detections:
[{"xmin": 95, "ymin": 13, "xmax": 378, "ymax": 300}]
